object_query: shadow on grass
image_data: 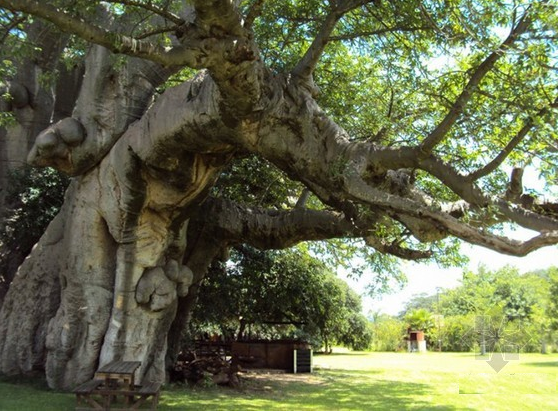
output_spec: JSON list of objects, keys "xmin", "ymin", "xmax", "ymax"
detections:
[
  {"xmin": 161, "ymin": 368, "xmax": 473, "ymax": 410},
  {"xmin": 314, "ymin": 352, "xmax": 370, "ymax": 357},
  {"xmin": 0, "ymin": 374, "xmax": 51, "ymax": 391},
  {"xmin": 521, "ymin": 361, "xmax": 558, "ymax": 368},
  {"xmin": 0, "ymin": 375, "xmax": 75, "ymax": 411}
]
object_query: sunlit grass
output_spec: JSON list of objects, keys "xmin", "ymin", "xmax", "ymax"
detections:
[{"xmin": 0, "ymin": 352, "xmax": 556, "ymax": 410}]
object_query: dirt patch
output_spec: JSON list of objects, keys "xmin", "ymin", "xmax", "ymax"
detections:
[{"xmin": 238, "ymin": 368, "xmax": 325, "ymax": 393}]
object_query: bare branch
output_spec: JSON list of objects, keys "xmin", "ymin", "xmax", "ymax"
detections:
[
  {"xmin": 291, "ymin": 11, "xmax": 341, "ymax": 79},
  {"xmin": 135, "ymin": 24, "xmax": 181, "ymax": 40},
  {"xmin": 418, "ymin": 8, "xmax": 533, "ymax": 155},
  {"xmin": 366, "ymin": 147, "xmax": 558, "ymax": 234},
  {"xmin": 343, "ymin": 172, "xmax": 558, "ymax": 256},
  {"xmin": 495, "ymin": 198, "xmax": 558, "ymax": 232},
  {"xmin": 468, "ymin": 97, "xmax": 558, "ymax": 181},
  {"xmin": 202, "ymin": 194, "xmax": 436, "ymax": 261},
  {"xmin": 295, "ymin": 188, "xmax": 311, "ymax": 208}
]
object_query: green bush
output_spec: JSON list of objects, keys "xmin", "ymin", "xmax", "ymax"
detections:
[
  {"xmin": 0, "ymin": 166, "xmax": 69, "ymax": 295},
  {"xmin": 436, "ymin": 314, "xmax": 477, "ymax": 352},
  {"xmin": 371, "ymin": 316, "xmax": 406, "ymax": 352}
]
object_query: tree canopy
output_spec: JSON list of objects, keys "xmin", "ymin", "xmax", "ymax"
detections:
[
  {"xmin": 0, "ymin": 0, "xmax": 557, "ymax": 389},
  {"xmin": 1, "ymin": 0, "xmax": 557, "ymax": 258},
  {"xmin": 191, "ymin": 246, "xmax": 372, "ymax": 351}
]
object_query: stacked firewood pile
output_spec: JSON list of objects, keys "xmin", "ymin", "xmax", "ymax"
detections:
[{"xmin": 170, "ymin": 351, "xmax": 241, "ymax": 387}]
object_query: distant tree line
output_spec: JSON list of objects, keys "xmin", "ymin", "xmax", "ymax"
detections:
[{"xmin": 371, "ymin": 265, "xmax": 558, "ymax": 353}]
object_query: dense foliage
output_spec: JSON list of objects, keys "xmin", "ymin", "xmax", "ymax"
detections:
[
  {"xmin": 190, "ymin": 246, "xmax": 373, "ymax": 352},
  {"xmin": 0, "ymin": 167, "xmax": 68, "ymax": 302},
  {"xmin": 0, "ymin": 1, "xmax": 556, "ymax": 293},
  {"xmin": 392, "ymin": 265, "xmax": 557, "ymax": 353}
]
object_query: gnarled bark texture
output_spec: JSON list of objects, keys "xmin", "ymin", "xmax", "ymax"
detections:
[{"xmin": 0, "ymin": 0, "xmax": 556, "ymax": 390}]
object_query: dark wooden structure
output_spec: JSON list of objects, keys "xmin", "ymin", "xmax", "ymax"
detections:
[
  {"xmin": 73, "ymin": 361, "xmax": 160, "ymax": 410},
  {"xmin": 194, "ymin": 340, "xmax": 232, "ymax": 360},
  {"xmin": 232, "ymin": 340, "xmax": 311, "ymax": 372}
]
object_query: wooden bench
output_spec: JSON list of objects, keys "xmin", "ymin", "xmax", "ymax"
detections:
[
  {"xmin": 74, "ymin": 379, "xmax": 105, "ymax": 410},
  {"xmin": 130, "ymin": 382, "xmax": 161, "ymax": 410},
  {"xmin": 74, "ymin": 380, "xmax": 161, "ymax": 410}
]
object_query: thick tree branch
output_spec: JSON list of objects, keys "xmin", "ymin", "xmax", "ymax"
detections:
[
  {"xmin": 364, "ymin": 236, "xmax": 433, "ymax": 260},
  {"xmin": 135, "ymin": 24, "xmax": 181, "ymax": 40},
  {"xmin": 199, "ymin": 197, "xmax": 365, "ymax": 250},
  {"xmin": 195, "ymin": 197, "xmax": 438, "ymax": 261},
  {"xmin": 292, "ymin": 1, "xmax": 375, "ymax": 79},
  {"xmin": 0, "ymin": 0, "xmax": 205, "ymax": 67},
  {"xmin": 365, "ymin": 148, "xmax": 558, "ymax": 233},
  {"xmin": 418, "ymin": 9, "xmax": 533, "ymax": 155},
  {"xmin": 244, "ymin": 0, "xmax": 265, "ymax": 30},
  {"xmin": 343, "ymin": 172, "xmax": 558, "ymax": 256},
  {"xmin": 191, "ymin": 0, "xmax": 245, "ymax": 37},
  {"xmin": 292, "ymin": 12, "xmax": 341, "ymax": 79}
]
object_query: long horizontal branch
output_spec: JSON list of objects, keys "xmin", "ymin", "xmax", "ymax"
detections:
[
  {"xmin": 0, "ymin": 0, "xmax": 205, "ymax": 67},
  {"xmin": 364, "ymin": 146, "xmax": 558, "ymax": 233},
  {"xmin": 198, "ymin": 197, "xmax": 364, "ymax": 250},
  {"xmin": 364, "ymin": 236, "xmax": 433, "ymax": 260},
  {"xmin": 197, "ymin": 196, "xmax": 437, "ymax": 261},
  {"xmin": 328, "ymin": 26, "xmax": 430, "ymax": 41},
  {"xmin": 343, "ymin": 171, "xmax": 558, "ymax": 256},
  {"xmin": 360, "ymin": 145, "xmax": 489, "ymax": 206}
]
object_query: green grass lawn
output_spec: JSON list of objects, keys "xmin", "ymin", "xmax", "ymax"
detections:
[{"xmin": 0, "ymin": 351, "xmax": 556, "ymax": 410}]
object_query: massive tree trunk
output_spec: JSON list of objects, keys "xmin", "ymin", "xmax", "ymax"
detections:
[
  {"xmin": 0, "ymin": 20, "xmax": 81, "ymax": 304},
  {"xmin": 0, "ymin": 0, "xmax": 556, "ymax": 390}
]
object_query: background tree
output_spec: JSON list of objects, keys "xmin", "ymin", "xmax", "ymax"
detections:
[
  {"xmin": 548, "ymin": 269, "xmax": 558, "ymax": 329},
  {"xmin": 0, "ymin": 167, "xmax": 68, "ymax": 305},
  {"xmin": 369, "ymin": 313, "xmax": 406, "ymax": 352},
  {"xmin": 0, "ymin": 0, "xmax": 556, "ymax": 389},
  {"xmin": 400, "ymin": 293, "xmax": 439, "ymax": 316},
  {"xmin": 404, "ymin": 308, "xmax": 435, "ymax": 332},
  {"xmin": 402, "ymin": 265, "xmax": 556, "ymax": 352},
  {"xmin": 190, "ymin": 246, "xmax": 373, "ymax": 352}
]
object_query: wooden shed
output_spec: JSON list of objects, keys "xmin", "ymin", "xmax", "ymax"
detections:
[{"xmin": 232, "ymin": 340, "xmax": 311, "ymax": 372}]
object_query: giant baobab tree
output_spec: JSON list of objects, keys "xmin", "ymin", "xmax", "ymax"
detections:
[{"xmin": 0, "ymin": 0, "xmax": 556, "ymax": 389}]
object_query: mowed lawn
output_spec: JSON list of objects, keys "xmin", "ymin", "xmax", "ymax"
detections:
[{"xmin": 0, "ymin": 351, "xmax": 556, "ymax": 410}]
